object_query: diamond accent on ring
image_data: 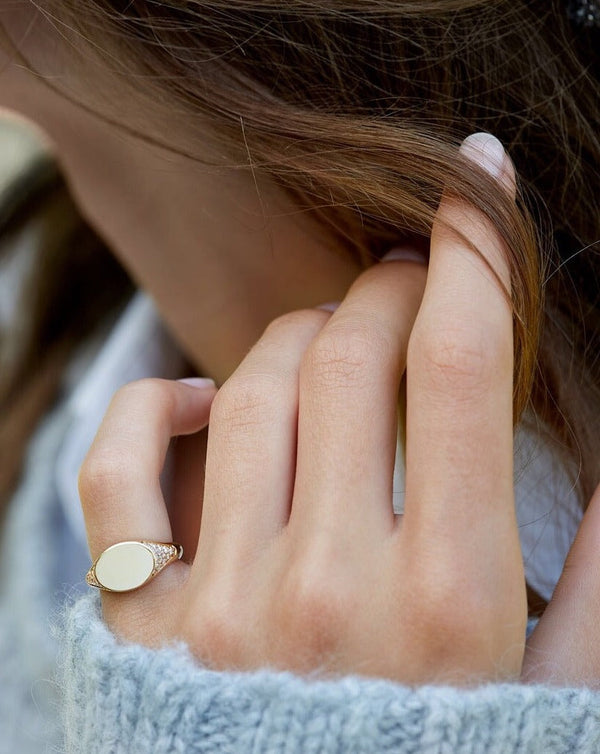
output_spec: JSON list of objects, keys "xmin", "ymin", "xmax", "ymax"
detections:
[{"xmin": 144, "ymin": 542, "xmax": 180, "ymax": 575}]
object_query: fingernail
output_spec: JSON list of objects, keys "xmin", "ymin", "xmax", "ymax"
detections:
[
  {"xmin": 460, "ymin": 132, "xmax": 507, "ymax": 180},
  {"xmin": 381, "ymin": 247, "xmax": 428, "ymax": 265},
  {"xmin": 316, "ymin": 302, "xmax": 340, "ymax": 312},
  {"xmin": 177, "ymin": 377, "xmax": 216, "ymax": 388}
]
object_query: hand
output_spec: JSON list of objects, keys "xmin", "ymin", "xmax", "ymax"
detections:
[{"xmin": 79, "ymin": 135, "xmax": 596, "ymax": 686}]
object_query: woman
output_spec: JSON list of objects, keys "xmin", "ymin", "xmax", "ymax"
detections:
[{"xmin": 0, "ymin": 1, "xmax": 599, "ymax": 751}]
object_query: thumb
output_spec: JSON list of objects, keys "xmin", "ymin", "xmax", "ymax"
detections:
[{"xmin": 522, "ymin": 482, "xmax": 600, "ymax": 687}]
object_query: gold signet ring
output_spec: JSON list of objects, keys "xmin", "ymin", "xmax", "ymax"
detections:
[{"xmin": 85, "ymin": 541, "xmax": 184, "ymax": 593}]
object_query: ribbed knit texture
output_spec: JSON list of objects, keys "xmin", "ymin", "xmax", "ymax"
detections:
[{"xmin": 59, "ymin": 594, "xmax": 600, "ymax": 754}]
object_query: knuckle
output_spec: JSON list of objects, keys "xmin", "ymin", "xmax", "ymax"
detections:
[
  {"xmin": 210, "ymin": 372, "xmax": 283, "ymax": 431},
  {"xmin": 304, "ymin": 323, "xmax": 388, "ymax": 392},
  {"xmin": 424, "ymin": 595, "xmax": 478, "ymax": 645},
  {"xmin": 407, "ymin": 568, "xmax": 489, "ymax": 656},
  {"xmin": 113, "ymin": 377, "xmax": 174, "ymax": 412},
  {"xmin": 275, "ymin": 559, "xmax": 349, "ymax": 658},
  {"xmin": 264, "ymin": 308, "xmax": 326, "ymax": 337},
  {"xmin": 78, "ymin": 448, "xmax": 131, "ymax": 509},
  {"xmin": 193, "ymin": 603, "xmax": 246, "ymax": 666},
  {"xmin": 410, "ymin": 322, "xmax": 505, "ymax": 397},
  {"xmin": 398, "ymin": 547, "xmax": 526, "ymax": 677}
]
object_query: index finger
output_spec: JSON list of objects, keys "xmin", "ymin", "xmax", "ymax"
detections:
[{"xmin": 402, "ymin": 134, "xmax": 519, "ymax": 558}]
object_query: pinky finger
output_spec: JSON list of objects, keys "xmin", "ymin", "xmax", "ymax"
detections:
[
  {"xmin": 522, "ymin": 483, "xmax": 600, "ymax": 687},
  {"xmin": 79, "ymin": 377, "xmax": 217, "ymax": 561}
]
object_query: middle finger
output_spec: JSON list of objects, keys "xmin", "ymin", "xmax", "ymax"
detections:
[{"xmin": 290, "ymin": 251, "xmax": 427, "ymax": 538}]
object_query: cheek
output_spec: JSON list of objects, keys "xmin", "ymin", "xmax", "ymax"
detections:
[
  {"xmin": 0, "ymin": 61, "xmax": 152, "ymax": 254},
  {"xmin": 0, "ymin": 8, "xmax": 126, "ymax": 217}
]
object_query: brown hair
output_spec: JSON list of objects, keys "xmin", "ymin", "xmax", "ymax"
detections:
[{"xmin": 1, "ymin": 1, "xmax": 599, "ymax": 514}]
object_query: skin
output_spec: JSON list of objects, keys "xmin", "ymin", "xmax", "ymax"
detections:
[
  {"xmin": 0, "ymin": 6, "xmax": 360, "ymax": 384},
  {"xmin": 2, "ymin": 6, "xmax": 600, "ymax": 686}
]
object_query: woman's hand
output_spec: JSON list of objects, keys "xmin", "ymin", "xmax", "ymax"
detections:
[{"xmin": 79, "ymin": 134, "xmax": 597, "ymax": 686}]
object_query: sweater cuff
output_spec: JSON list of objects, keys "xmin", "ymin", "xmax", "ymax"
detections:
[{"xmin": 59, "ymin": 594, "xmax": 600, "ymax": 753}]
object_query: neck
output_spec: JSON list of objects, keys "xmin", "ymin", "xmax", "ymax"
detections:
[
  {"xmin": 144, "ymin": 174, "xmax": 361, "ymax": 384},
  {"xmin": 73, "ymin": 135, "xmax": 361, "ymax": 385}
]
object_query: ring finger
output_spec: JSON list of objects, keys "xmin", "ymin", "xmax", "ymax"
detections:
[{"xmin": 192, "ymin": 309, "xmax": 331, "ymax": 575}]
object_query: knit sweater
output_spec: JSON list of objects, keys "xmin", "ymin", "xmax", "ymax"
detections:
[{"xmin": 61, "ymin": 594, "xmax": 600, "ymax": 753}]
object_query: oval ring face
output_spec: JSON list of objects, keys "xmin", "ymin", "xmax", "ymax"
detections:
[{"xmin": 94, "ymin": 541, "xmax": 156, "ymax": 592}]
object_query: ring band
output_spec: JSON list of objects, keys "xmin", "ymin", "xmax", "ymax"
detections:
[{"xmin": 85, "ymin": 540, "xmax": 184, "ymax": 593}]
